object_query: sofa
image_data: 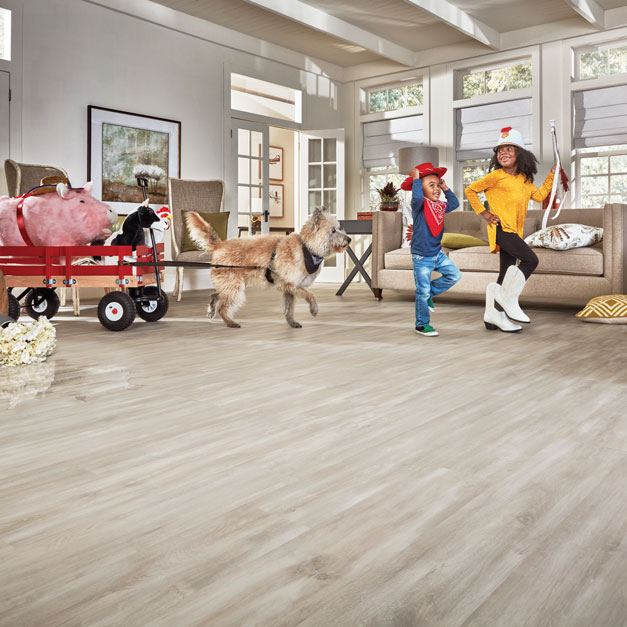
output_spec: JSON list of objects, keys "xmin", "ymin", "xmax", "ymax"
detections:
[{"xmin": 371, "ymin": 204, "xmax": 627, "ymax": 306}]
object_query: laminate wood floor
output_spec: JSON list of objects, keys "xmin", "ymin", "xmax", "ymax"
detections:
[{"xmin": 1, "ymin": 285, "xmax": 626, "ymax": 627}]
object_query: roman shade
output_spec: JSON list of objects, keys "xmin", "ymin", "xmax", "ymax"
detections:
[
  {"xmin": 456, "ymin": 98, "xmax": 533, "ymax": 160},
  {"xmin": 573, "ymin": 84, "xmax": 627, "ymax": 148},
  {"xmin": 362, "ymin": 115, "xmax": 424, "ymax": 168}
]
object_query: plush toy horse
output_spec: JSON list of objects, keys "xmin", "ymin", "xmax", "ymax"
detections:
[{"xmin": 110, "ymin": 199, "xmax": 170, "ymax": 249}]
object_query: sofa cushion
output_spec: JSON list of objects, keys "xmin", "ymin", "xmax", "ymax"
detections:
[
  {"xmin": 384, "ymin": 247, "xmax": 413, "ymax": 270},
  {"xmin": 449, "ymin": 245, "xmax": 604, "ymax": 276}
]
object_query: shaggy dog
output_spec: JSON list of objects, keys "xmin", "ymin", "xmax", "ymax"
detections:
[{"xmin": 184, "ymin": 208, "xmax": 351, "ymax": 328}]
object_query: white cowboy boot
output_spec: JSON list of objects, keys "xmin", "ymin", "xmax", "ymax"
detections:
[
  {"xmin": 495, "ymin": 266, "xmax": 530, "ymax": 323},
  {"xmin": 484, "ymin": 283, "xmax": 522, "ymax": 333}
]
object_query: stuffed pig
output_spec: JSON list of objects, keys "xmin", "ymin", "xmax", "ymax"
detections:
[{"xmin": 0, "ymin": 182, "xmax": 118, "ymax": 246}]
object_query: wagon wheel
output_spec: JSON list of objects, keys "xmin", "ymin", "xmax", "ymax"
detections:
[
  {"xmin": 98, "ymin": 291, "xmax": 136, "ymax": 331},
  {"xmin": 24, "ymin": 288, "xmax": 60, "ymax": 320},
  {"xmin": 135, "ymin": 286, "xmax": 169, "ymax": 322},
  {"xmin": 7, "ymin": 292, "xmax": 20, "ymax": 321}
]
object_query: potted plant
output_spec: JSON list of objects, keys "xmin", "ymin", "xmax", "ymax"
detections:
[{"xmin": 377, "ymin": 181, "xmax": 400, "ymax": 211}]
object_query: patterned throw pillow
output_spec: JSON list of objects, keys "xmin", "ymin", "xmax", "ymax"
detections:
[
  {"xmin": 525, "ymin": 223, "xmax": 603, "ymax": 250},
  {"xmin": 576, "ymin": 294, "xmax": 627, "ymax": 324},
  {"xmin": 401, "ymin": 201, "xmax": 413, "ymax": 248}
]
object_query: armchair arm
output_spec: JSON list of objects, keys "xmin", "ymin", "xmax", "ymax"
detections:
[
  {"xmin": 604, "ymin": 203, "xmax": 627, "ymax": 293},
  {"xmin": 372, "ymin": 211, "xmax": 403, "ymax": 288}
]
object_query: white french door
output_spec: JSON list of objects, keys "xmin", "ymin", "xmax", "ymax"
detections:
[
  {"xmin": 299, "ymin": 129, "xmax": 345, "ymax": 282},
  {"xmin": 232, "ymin": 119, "xmax": 269, "ymax": 236},
  {"xmin": 0, "ymin": 71, "xmax": 9, "ymax": 196}
]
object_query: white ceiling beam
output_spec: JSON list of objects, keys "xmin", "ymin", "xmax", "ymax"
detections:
[
  {"xmin": 240, "ymin": 0, "xmax": 416, "ymax": 67},
  {"xmin": 563, "ymin": 0, "xmax": 605, "ymax": 29},
  {"xmin": 403, "ymin": 0, "xmax": 501, "ymax": 49}
]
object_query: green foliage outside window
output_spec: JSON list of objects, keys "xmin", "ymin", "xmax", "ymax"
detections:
[
  {"xmin": 462, "ymin": 62, "xmax": 532, "ymax": 98},
  {"xmin": 368, "ymin": 83, "xmax": 423, "ymax": 113},
  {"xmin": 580, "ymin": 152, "xmax": 627, "ymax": 207},
  {"xmin": 462, "ymin": 160, "xmax": 490, "ymax": 211},
  {"xmin": 579, "ymin": 45, "xmax": 627, "ymax": 80}
]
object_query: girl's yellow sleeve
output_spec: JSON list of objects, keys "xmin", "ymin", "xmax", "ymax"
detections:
[
  {"xmin": 530, "ymin": 171, "xmax": 555, "ymax": 203},
  {"xmin": 465, "ymin": 171, "xmax": 498, "ymax": 215}
]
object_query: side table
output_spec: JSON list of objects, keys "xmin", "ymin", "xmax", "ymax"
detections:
[{"xmin": 336, "ymin": 219, "xmax": 375, "ymax": 296}]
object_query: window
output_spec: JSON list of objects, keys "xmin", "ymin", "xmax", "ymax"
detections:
[
  {"xmin": 231, "ymin": 73, "xmax": 302, "ymax": 123},
  {"xmin": 577, "ymin": 145, "xmax": 627, "ymax": 208},
  {"xmin": 460, "ymin": 61, "xmax": 532, "ymax": 99},
  {"xmin": 576, "ymin": 42, "xmax": 627, "ymax": 81},
  {"xmin": 0, "ymin": 8, "xmax": 11, "ymax": 61},
  {"xmin": 461, "ymin": 160, "xmax": 491, "ymax": 211},
  {"xmin": 367, "ymin": 167, "xmax": 410, "ymax": 211},
  {"xmin": 368, "ymin": 82, "xmax": 423, "ymax": 113}
]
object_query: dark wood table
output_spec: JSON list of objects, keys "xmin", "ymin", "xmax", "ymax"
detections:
[{"xmin": 337, "ymin": 219, "xmax": 374, "ymax": 296}]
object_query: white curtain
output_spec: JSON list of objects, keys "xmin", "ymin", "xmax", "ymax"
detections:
[
  {"xmin": 362, "ymin": 115, "xmax": 423, "ymax": 168},
  {"xmin": 456, "ymin": 98, "xmax": 533, "ymax": 160},
  {"xmin": 573, "ymin": 85, "xmax": 627, "ymax": 148}
]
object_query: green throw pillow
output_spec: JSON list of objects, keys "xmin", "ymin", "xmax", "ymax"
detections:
[
  {"xmin": 441, "ymin": 233, "xmax": 488, "ymax": 249},
  {"xmin": 181, "ymin": 211, "xmax": 230, "ymax": 253}
]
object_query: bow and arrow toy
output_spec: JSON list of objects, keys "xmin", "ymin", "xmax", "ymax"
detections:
[{"xmin": 541, "ymin": 120, "xmax": 570, "ymax": 230}]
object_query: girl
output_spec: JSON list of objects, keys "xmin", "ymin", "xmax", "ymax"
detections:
[{"xmin": 465, "ymin": 126, "xmax": 555, "ymax": 332}]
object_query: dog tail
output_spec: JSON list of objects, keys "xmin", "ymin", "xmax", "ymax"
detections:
[{"xmin": 184, "ymin": 211, "xmax": 223, "ymax": 252}]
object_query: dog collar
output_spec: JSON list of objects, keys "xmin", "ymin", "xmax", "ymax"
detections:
[{"xmin": 302, "ymin": 244, "xmax": 323, "ymax": 274}]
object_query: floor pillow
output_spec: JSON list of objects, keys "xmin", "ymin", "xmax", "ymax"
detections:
[
  {"xmin": 525, "ymin": 223, "xmax": 603, "ymax": 250},
  {"xmin": 575, "ymin": 294, "xmax": 627, "ymax": 324}
]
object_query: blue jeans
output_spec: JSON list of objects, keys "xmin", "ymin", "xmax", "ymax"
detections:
[{"xmin": 412, "ymin": 250, "xmax": 462, "ymax": 327}]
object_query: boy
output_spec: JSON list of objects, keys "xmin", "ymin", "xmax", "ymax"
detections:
[{"xmin": 401, "ymin": 162, "xmax": 461, "ymax": 337}]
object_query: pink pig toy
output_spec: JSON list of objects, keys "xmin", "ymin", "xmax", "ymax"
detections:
[{"xmin": 0, "ymin": 181, "xmax": 118, "ymax": 246}]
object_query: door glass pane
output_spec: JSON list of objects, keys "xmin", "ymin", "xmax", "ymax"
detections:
[
  {"xmin": 238, "ymin": 186, "xmax": 250, "ymax": 212},
  {"xmin": 251, "ymin": 159, "xmax": 261, "ymax": 186},
  {"xmin": 309, "ymin": 164, "xmax": 322, "ymax": 188},
  {"xmin": 238, "ymin": 212, "xmax": 251, "ymax": 227},
  {"xmin": 238, "ymin": 129, "xmax": 250, "ymax": 156},
  {"xmin": 325, "ymin": 254, "xmax": 337, "ymax": 267},
  {"xmin": 238, "ymin": 157, "xmax": 250, "ymax": 184},
  {"xmin": 323, "ymin": 138, "xmax": 336, "ymax": 162},
  {"xmin": 308, "ymin": 190, "xmax": 322, "ymax": 213},
  {"xmin": 251, "ymin": 186, "xmax": 262, "ymax": 214},
  {"xmin": 309, "ymin": 139, "xmax": 322, "ymax": 163},
  {"xmin": 251, "ymin": 131, "xmax": 263, "ymax": 160},
  {"xmin": 324, "ymin": 190, "xmax": 336, "ymax": 213},
  {"xmin": 324, "ymin": 164, "xmax": 336, "ymax": 188}
]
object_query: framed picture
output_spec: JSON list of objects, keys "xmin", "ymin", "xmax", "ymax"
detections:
[
  {"xmin": 269, "ymin": 184, "xmax": 284, "ymax": 218},
  {"xmin": 269, "ymin": 146, "xmax": 283, "ymax": 181},
  {"xmin": 87, "ymin": 105, "xmax": 181, "ymax": 214}
]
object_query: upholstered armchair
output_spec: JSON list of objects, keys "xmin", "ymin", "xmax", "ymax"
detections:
[
  {"xmin": 4, "ymin": 159, "xmax": 69, "ymax": 196},
  {"xmin": 168, "ymin": 178, "xmax": 226, "ymax": 301}
]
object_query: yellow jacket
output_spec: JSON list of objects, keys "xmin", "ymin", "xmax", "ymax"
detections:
[{"xmin": 465, "ymin": 170, "xmax": 554, "ymax": 252}]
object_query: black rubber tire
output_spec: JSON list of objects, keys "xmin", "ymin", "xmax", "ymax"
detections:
[
  {"xmin": 24, "ymin": 288, "xmax": 60, "ymax": 320},
  {"xmin": 7, "ymin": 292, "xmax": 20, "ymax": 321},
  {"xmin": 135, "ymin": 286, "xmax": 169, "ymax": 322},
  {"xmin": 97, "ymin": 291, "xmax": 136, "ymax": 331}
]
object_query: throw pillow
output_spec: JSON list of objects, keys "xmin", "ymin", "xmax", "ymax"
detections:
[
  {"xmin": 525, "ymin": 223, "xmax": 603, "ymax": 251},
  {"xmin": 441, "ymin": 233, "xmax": 488, "ymax": 249},
  {"xmin": 400, "ymin": 201, "xmax": 413, "ymax": 248},
  {"xmin": 181, "ymin": 211, "xmax": 230, "ymax": 253},
  {"xmin": 575, "ymin": 294, "xmax": 627, "ymax": 324}
]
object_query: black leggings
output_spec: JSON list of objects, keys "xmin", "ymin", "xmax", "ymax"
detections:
[{"xmin": 495, "ymin": 226, "xmax": 538, "ymax": 285}]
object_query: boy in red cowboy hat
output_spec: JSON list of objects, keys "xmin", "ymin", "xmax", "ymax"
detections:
[
  {"xmin": 401, "ymin": 162, "xmax": 461, "ymax": 337},
  {"xmin": 464, "ymin": 126, "xmax": 555, "ymax": 333}
]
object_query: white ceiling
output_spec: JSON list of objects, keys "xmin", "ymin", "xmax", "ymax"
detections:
[{"xmin": 151, "ymin": 0, "xmax": 627, "ymax": 69}]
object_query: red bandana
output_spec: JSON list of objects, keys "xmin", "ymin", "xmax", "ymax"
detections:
[{"xmin": 424, "ymin": 198, "xmax": 446, "ymax": 237}]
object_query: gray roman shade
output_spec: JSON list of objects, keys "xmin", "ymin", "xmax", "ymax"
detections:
[
  {"xmin": 573, "ymin": 85, "xmax": 627, "ymax": 148},
  {"xmin": 362, "ymin": 115, "xmax": 424, "ymax": 168},
  {"xmin": 456, "ymin": 98, "xmax": 533, "ymax": 160}
]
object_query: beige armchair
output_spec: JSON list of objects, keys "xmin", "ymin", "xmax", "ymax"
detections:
[
  {"xmin": 168, "ymin": 178, "xmax": 225, "ymax": 301},
  {"xmin": 4, "ymin": 159, "xmax": 69, "ymax": 196}
]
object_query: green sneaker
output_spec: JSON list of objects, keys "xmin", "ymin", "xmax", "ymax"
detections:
[
  {"xmin": 427, "ymin": 297, "xmax": 435, "ymax": 313},
  {"xmin": 415, "ymin": 324, "xmax": 439, "ymax": 337}
]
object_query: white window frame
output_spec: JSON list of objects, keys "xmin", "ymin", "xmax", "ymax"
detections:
[
  {"xmin": 456, "ymin": 58, "xmax": 533, "ymax": 101},
  {"xmin": 573, "ymin": 145, "xmax": 627, "ymax": 208},
  {"xmin": 365, "ymin": 79, "xmax": 424, "ymax": 116},
  {"xmin": 460, "ymin": 159, "xmax": 491, "ymax": 212},
  {"xmin": 574, "ymin": 39, "xmax": 627, "ymax": 82}
]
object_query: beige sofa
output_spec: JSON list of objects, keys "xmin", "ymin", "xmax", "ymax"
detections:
[{"xmin": 371, "ymin": 204, "xmax": 627, "ymax": 306}]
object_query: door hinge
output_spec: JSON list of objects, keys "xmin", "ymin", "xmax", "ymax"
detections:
[{"xmin": 8, "ymin": 89, "xmax": 11, "ymax": 102}]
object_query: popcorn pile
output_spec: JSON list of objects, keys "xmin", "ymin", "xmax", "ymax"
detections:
[{"xmin": 0, "ymin": 317, "xmax": 56, "ymax": 367}]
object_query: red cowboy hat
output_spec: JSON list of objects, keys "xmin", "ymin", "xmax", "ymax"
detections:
[{"xmin": 400, "ymin": 162, "xmax": 447, "ymax": 191}]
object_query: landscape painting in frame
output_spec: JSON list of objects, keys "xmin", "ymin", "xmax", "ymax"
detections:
[{"xmin": 88, "ymin": 106, "xmax": 181, "ymax": 214}]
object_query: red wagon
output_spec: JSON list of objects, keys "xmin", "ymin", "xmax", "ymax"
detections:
[{"xmin": 0, "ymin": 243, "xmax": 167, "ymax": 331}]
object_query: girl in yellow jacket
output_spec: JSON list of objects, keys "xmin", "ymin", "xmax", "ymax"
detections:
[{"xmin": 465, "ymin": 126, "xmax": 555, "ymax": 332}]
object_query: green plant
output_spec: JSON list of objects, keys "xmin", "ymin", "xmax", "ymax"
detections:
[{"xmin": 377, "ymin": 181, "xmax": 400, "ymax": 203}]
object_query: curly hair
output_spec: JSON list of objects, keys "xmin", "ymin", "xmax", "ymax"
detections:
[{"xmin": 489, "ymin": 146, "xmax": 538, "ymax": 183}]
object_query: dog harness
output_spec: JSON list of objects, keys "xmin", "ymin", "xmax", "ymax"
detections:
[
  {"xmin": 265, "ymin": 250, "xmax": 277, "ymax": 284},
  {"xmin": 265, "ymin": 244, "xmax": 323, "ymax": 284}
]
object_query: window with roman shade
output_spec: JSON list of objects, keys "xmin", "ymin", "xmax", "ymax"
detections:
[
  {"xmin": 362, "ymin": 115, "xmax": 423, "ymax": 169},
  {"xmin": 573, "ymin": 85, "xmax": 627, "ymax": 148},
  {"xmin": 456, "ymin": 98, "xmax": 533, "ymax": 161}
]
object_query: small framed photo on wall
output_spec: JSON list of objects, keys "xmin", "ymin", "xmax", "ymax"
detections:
[
  {"xmin": 269, "ymin": 184, "xmax": 284, "ymax": 218},
  {"xmin": 269, "ymin": 146, "xmax": 283, "ymax": 181}
]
